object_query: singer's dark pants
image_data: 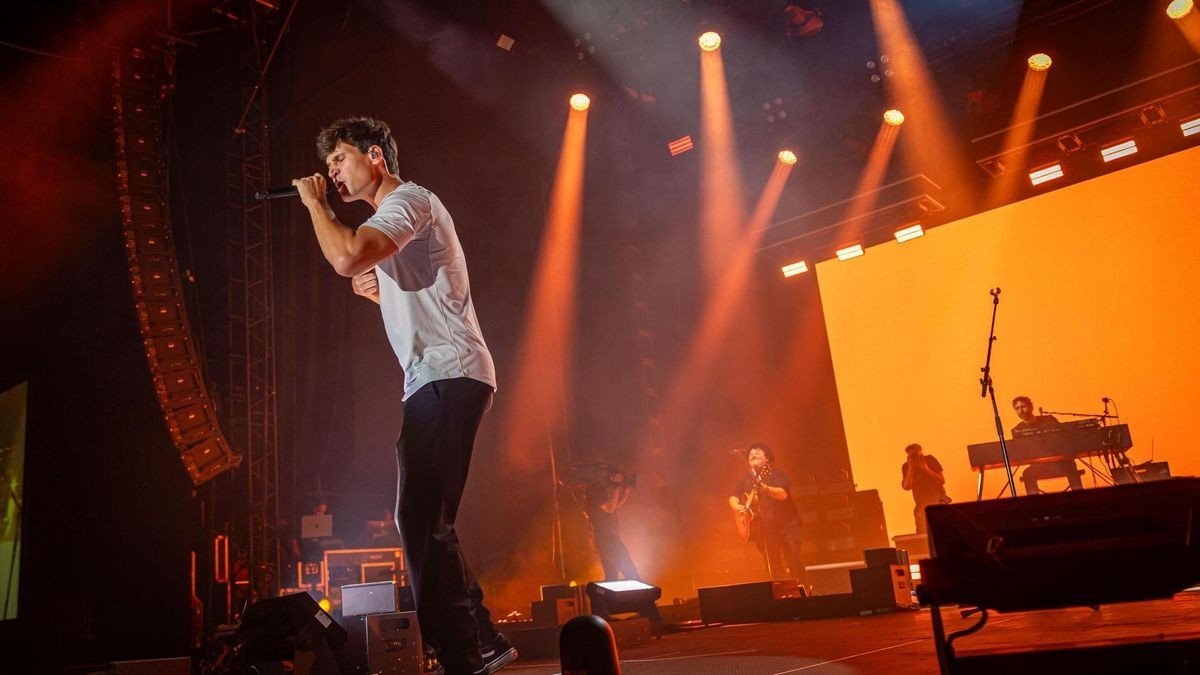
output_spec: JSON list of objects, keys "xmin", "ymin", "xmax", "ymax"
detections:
[{"xmin": 394, "ymin": 377, "xmax": 497, "ymax": 674}]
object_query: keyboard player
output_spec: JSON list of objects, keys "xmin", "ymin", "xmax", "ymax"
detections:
[{"xmin": 1012, "ymin": 395, "xmax": 1084, "ymax": 494}]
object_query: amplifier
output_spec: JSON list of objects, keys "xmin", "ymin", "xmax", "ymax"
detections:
[
  {"xmin": 342, "ymin": 611, "xmax": 424, "ymax": 675},
  {"xmin": 342, "ymin": 581, "xmax": 416, "ymax": 617},
  {"xmin": 850, "ymin": 565, "xmax": 912, "ymax": 611}
]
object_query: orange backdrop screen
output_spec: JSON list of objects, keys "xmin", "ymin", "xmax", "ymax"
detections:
[{"xmin": 816, "ymin": 146, "xmax": 1200, "ymax": 539}]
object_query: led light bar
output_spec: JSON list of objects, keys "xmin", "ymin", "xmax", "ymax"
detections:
[
  {"xmin": 895, "ymin": 224, "xmax": 924, "ymax": 243},
  {"xmin": 1029, "ymin": 163, "xmax": 1064, "ymax": 186},
  {"xmin": 836, "ymin": 244, "xmax": 864, "ymax": 261},
  {"xmin": 781, "ymin": 260, "xmax": 809, "ymax": 277},
  {"xmin": 1182, "ymin": 117, "xmax": 1200, "ymax": 138},
  {"xmin": 668, "ymin": 135, "xmax": 694, "ymax": 156},
  {"xmin": 1100, "ymin": 139, "xmax": 1137, "ymax": 162}
]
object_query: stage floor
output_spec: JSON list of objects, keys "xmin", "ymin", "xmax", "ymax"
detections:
[{"xmin": 502, "ymin": 590, "xmax": 1200, "ymax": 674}]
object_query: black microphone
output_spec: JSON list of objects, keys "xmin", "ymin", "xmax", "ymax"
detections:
[
  {"xmin": 253, "ymin": 185, "xmax": 338, "ymax": 200},
  {"xmin": 1101, "ymin": 397, "xmax": 1111, "ymax": 403}
]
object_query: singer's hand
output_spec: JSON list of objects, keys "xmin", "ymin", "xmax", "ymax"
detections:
[
  {"xmin": 292, "ymin": 173, "xmax": 329, "ymax": 210},
  {"xmin": 351, "ymin": 269, "xmax": 381, "ymax": 305}
]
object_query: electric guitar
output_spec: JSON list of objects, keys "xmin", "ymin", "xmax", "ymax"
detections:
[{"xmin": 734, "ymin": 465, "xmax": 771, "ymax": 542}]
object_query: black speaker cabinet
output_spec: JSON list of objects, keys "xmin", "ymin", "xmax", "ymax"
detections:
[{"xmin": 698, "ymin": 580, "xmax": 805, "ymax": 624}]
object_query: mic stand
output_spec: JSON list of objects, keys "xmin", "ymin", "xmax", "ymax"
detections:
[
  {"xmin": 979, "ymin": 288, "xmax": 1018, "ymax": 498},
  {"xmin": 1039, "ymin": 409, "xmax": 1118, "ymax": 421}
]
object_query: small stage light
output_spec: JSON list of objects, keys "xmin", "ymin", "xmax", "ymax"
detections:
[
  {"xmin": 699, "ymin": 31, "xmax": 722, "ymax": 52},
  {"xmin": 1100, "ymin": 139, "xmax": 1138, "ymax": 162},
  {"xmin": 1029, "ymin": 163, "xmax": 1064, "ymax": 186},
  {"xmin": 778, "ymin": 149, "xmax": 798, "ymax": 165},
  {"xmin": 569, "ymin": 93, "xmax": 590, "ymax": 111},
  {"xmin": 1167, "ymin": 0, "xmax": 1194, "ymax": 20},
  {"xmin": 1027, "ymin": 53, "xmax": 1053, "ymax": 71},
  {"xmin": 585, "ymin": 580, "xmax": 662, "ymax": 620},
  {"xmin": 668, "ymin": 135, "xmax": 695, "ymax": 156},
  {"xmin": 1182, "ymin": 116, "xmax": 1200, "ymax": 137},
  {"xmin": 883, "ymin": 109, "xmax": 905, "ymax": 126},
  {"xmin": 895, "ymin": 224, "xmax": 924, "ymax": 243},
  {"xmin": 318, "ymin": 597, "xmax": 333, "ymax": 613},
  {"xmin": 781, "ymin": 260, "xmax": 809, "ymax": 277},
  {"xmin": 836, "ymin": 244, "xmax": 864, "ymax": 261}
]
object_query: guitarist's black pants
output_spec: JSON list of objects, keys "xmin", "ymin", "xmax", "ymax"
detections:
[
  {"xmin": 758, "ymin": 518, "xmax": 805, "ymax": 581},
  {"xmin": 394, "ymin": 377, "xmax": 498, "ymax": 674}
]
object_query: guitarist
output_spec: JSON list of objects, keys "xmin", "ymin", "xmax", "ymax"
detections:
[{"xmin": 727, "ymin": 444, "xmax": 804, "ymax": 581}]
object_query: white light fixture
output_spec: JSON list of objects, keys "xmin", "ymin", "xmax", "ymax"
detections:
[
  {"xmin": 894, "ymin": 224, "xmax": 924, "ymax": 243},
  {"xmin": 1100, "ymin": 139, "xmax": 1138, "ymax": 162},
  {"xmin": 836, "ymin": 244, "xmax": 864, "ymax": 261},
  {"xmin": 781, "ymin": 260, "xmax": 809, "ymax": 277},
  {"xmin": 1029, "ymin": 163, "xmax": 1064, "ymax": 186},
  {"xmin": 1182, "ymin": 117, "xmax": 1200, "ymax": 138}
]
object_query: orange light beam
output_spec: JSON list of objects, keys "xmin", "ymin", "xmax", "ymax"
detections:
[
  {"xmin": 497, "ymin": 107, "xmax": 588, "ymax": 472},
  {"xmin": 1173, "ymin": 5, "xmax": 1200, "ymax": 53},
  {"xmin": 985, "ymin": 67, "xmax": 1050, "ymax": 207},
  {"xmin": 868, "ymin": 0, "xmax": 970, "ymax": 190},
  {"xmin": 839, "ymin": 121, "xmax": 901, "ymax": 243},
  {"xmin": 646, "ymin": 159, "xmax": 795, "ymax": 455},
  {"xmin": 700, "ymin": 47, "xmax": 746, "ymax": 283}
]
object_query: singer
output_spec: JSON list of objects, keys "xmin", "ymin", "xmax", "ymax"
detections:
[{"xmin": 292, "ymin": 117, "xmax": 514, "ymax": 675}]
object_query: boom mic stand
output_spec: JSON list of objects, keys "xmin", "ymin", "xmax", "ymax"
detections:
[{"xmin": 979, "ymin": 288, "xmax": 1018, "ymax": 498}]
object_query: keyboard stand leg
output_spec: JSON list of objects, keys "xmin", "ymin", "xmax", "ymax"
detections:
[{"xmin": 976, "ymin": 469, "xmax": 984, "ymax": 501}]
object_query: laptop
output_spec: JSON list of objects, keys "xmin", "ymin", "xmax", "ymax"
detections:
[{"xmin": 300, "ymin": 514, "xmax": 333, "ymax": 539}]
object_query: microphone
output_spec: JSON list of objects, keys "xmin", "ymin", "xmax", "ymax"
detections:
[
  {"xmin": 253, "ymin": 184, "xmax": 338, "ymax": 200},
  {"xmin": 1101, "ymin": 397, "xmax": 1111, "ymax": 403}
]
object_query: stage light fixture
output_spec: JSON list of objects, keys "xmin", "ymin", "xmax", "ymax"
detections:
[
  {"xmin": 1100, "ymin": 139, "xmax": 1138, "ymax": 162},
  {"xmin": 836, "ymin": 244, "xmax": 864, "ymax": 261},
  {"xmin": 1027, "ymin": 53, "xmax": 1053, "ymax": 71},
  {"xmin": 698, "ymin": 31, "xmax": 722, "ymax": 51},
  {"xmin": 778, "ymin": 149, "xmax": 798, "ymax": 165},
  {"xmin": 1182, "ymin": 116, "xmax": 1200, "ymax": 137},
  {"xmin": 585, "ymin": 580, "xmax": 662, "ymax": 620},
  {"xmin": 1029, "ymin": 163, "xmax": 1064, "ymax": 186},
  {"xmin": 895, "ymin": 224, "xmax": 924, "ymax": 242},
  {"xmin": 318, "ymin": 597, "xmax": 333, "ymax": 612},
  {"xmin": 569, "ymin": 93, "xmax": 590, "ymax": 111},
  {"xmin": 1167, "ymin": 0, "xmax": 1194, "ymax": 20},
  {"xmin": 883, "ymin": 109, "xmax": 905, "ymax": 126},
  {"xmin": 781, "ymin": 260, "xmax": 809, "ymax": 277}
]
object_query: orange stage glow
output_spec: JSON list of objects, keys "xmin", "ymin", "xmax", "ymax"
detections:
[
  {"xmin": 698, "ymin": 31, "xmax": 722, "ymax": 52},
  {"xmin": 496, "ymin": 107, "xmax": 589, "ymax": 474},
  {"xmin": 700, "ymin": 46, "xmax": 746, "ymax": 283},
  {"xmin": 868, "ymin": 0, "xmax": 970, "ymax": 189},
  {"xmin": 569, "ymin": 93, "xmax": 590, "ymax": 111},
  {"xmin": 984, "ymin": 65, "xmax": 1050, "ymax": 207},
  {"xmin": 817, "ymin": 146, "xmax": 1200, "ymax": 539}
]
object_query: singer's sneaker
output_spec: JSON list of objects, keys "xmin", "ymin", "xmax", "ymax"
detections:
[{"xmin": 480, "ymin": 633, "xmax": 518, "ymax": 673}]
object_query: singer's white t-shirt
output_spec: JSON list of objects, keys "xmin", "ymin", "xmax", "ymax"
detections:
[{"xmin": 359, "ymin": 182, "xmax": 496, "ymax": 400}]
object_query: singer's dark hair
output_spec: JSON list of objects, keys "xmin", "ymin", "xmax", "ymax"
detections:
[
  {"xmin": 1012, "ymin": 395, "xmax": 1032, "ymax": 408},
  {"xmin": 746, "ymin": 442, "xmax": 775, "ymax": 463},
  {"xmin": 316, "ymin": 116, "xmax": 399, "ymax": 175},
  {"xmin": 905, "ymin": 443, "xmax": 922, "ymax": 454}
]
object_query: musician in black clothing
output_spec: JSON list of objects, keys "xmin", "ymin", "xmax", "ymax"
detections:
[
  {"xmin": 901, "ymin": 443, "xmax": 949, "ymax": 534},
  {"xmin": 582, "ymin": 469, "xmax": 641, "ymax": 582},
  {"xmin": 727, "ymin": 444, "xmax": 804, "ymax": 581},
  {"xmin": 1012, "ymin": 395, "xmax": 1084, "ymax": 494}
]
